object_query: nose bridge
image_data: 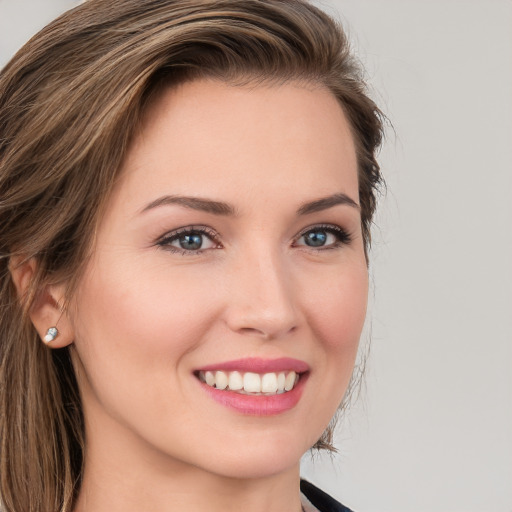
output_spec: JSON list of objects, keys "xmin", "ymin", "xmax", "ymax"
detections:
[{"xmin": 226, "ymin": 240, "xmax": 298, "ymax": 339}]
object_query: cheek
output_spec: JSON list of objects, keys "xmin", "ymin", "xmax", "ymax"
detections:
[
  {"xmin": 295, "ymin": 261, "xmax": 368, "ymax": 447},
  {"xmin": 69, "ymin": 253, "xmax": 222, "ymax": 382},
  {"xmin": 304, "ymin": 262, "xmax": 368, "ymax": 353}
]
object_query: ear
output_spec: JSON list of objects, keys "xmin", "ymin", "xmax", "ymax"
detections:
[{"xmin": 9, "ymin": 256, "xmax": 74, "ymax": 348}]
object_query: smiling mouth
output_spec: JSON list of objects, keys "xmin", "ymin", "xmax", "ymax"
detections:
[{"xmin": 196, "ymin": 370, "xmax": 301, "ymax": 395}]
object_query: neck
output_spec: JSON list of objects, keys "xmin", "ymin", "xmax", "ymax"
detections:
[{"xmin": 75, "ymin": 459, "xmax": 303, "ymax": 512}]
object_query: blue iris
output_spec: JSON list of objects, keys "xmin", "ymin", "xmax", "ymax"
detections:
[
  {"xmin": 179, "ymin": 233, "xmax": 203, "ymax": 250},
  {"xmin": 304, "ymin": 230, "xmax": 327, "ymax": 247}
]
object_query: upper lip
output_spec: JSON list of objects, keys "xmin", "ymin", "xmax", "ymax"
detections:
[{"xmin": 197, "ymin": 357, "xmax": 309, "ymax": 374}]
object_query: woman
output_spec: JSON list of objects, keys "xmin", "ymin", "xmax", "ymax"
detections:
[{"xmin": 0, "ymin": 1, "xmax": 383, "ymax": 511}]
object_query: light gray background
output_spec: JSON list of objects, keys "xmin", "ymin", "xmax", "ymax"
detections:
[{"xmin": 1, "ymin": 1, "xmax": 511, "ymax": 511}]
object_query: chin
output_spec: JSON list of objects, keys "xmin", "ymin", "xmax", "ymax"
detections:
[
  {"xmin": 205, "ymin": 452, "xmax": 302, "ymax": 481},
  {"xmin": 189, "ymin": 431, "xmax": 315, "ymax": 481}
]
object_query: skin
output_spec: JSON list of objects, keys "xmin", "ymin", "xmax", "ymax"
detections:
[{"xmin": 49, "ymin": 79, "xmax": 368, "ymax": 511}]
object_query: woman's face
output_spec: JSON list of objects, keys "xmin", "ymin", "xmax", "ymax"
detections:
[{"xmin": 68, "ymin": 79, "xmax": 368, "ymax": 479}]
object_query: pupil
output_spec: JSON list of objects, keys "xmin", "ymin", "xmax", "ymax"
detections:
[
  {"xmin": 179, "ymin": 233, "xmax": 202, "ymax": 250},
  {"xmin": 305, "ymin": 231, "xmax": 327, "ymax": 247}
]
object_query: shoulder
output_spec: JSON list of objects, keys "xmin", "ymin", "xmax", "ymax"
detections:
[{"xmin": 300, "ymin": 479, "xmax": 355, "ymax": 512}]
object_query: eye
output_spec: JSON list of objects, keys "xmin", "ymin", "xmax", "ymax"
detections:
[
  {"xmin": 156, "ymin": 226, "xmax": 220, "ymax": 254},
  {"xmin": 295, "ymin": 225, "xmax": 352, "ymax": 249}
]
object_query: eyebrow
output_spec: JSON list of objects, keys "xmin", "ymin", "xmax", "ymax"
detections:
[
  {"xmin": 297, "ymin": 193, "xmax": 360, "ymax": 215},
  {"xmin": 140, "ymin": 192, "xmax": 359, "ymax": 216},
  {"xmin": 141, "ymin": 195, "xmax": 236, "ymax": 216}
]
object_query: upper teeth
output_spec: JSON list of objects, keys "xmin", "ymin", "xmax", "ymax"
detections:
[{"xmin": 198, "ymin": 370, "xmax": 299, "ymax": 394}]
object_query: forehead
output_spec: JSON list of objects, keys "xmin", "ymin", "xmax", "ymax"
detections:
[{"xmin": 113, "ymin": 79, "xmax": 359, "ymax": 215}]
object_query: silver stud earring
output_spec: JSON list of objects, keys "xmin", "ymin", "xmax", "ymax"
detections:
[{"xmin": 43, "ymin": 327, "xmax": 58, "ymax": 344}]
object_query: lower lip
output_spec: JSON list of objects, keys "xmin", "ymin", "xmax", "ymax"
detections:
[{"xmin": 198, "ymin": 373, "xmax": 309, "ymax": 416}]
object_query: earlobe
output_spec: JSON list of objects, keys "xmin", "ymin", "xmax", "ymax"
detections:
[
  {"xmin": 32, "ymin": 296, "xmax": 74, "ymax": 348},
  {"xmin": 9, "ymin": 255, "xmax": 74, "ymax": 348}
]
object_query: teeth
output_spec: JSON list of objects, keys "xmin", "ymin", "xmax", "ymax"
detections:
[
  {"xmin": 228, "ymin": 371, "xmax": 243, "ymax": 391},
  {"xmin": 205, "ymin": 371, "xmax": 215, "ymax": 387},
  {"xmin": 261, "ymin": 372, "xmax": 278, "ymax": 393},
  {"xmin": 284, "ymin": 371, "xmax": 296, "ymax": 391},
  {"xmin": 243, "ymin": 372, "xmax": 261, "ymax": 393},
  {"xmin": 198, "ymin": 370, "xmax": 300, "ymax": 394},
  {"xmin": 277, "ymin": 372, "xmax": 286, "ymax": 392},
  {"xmin": 215, "ymin": 371, "xmax": 228, "ymax": 390}
]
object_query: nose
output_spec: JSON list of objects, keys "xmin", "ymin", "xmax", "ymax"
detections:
[{"xmin": 224, "ymin": 247, "xmax": 299, "ymax": 340}]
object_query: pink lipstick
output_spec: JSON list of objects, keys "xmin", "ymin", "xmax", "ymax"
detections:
[
  {"xmin": 195, "ymin": 357, "xmax": 309, "ymax": 416},
  {"xmin": 198, "ymin": 357, "xmax": 309, "ymax": 374}
]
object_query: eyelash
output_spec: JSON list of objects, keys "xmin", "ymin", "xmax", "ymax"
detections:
[
  {"xmin": 156, "ymin": 226, "xmax": 221, "ymax": 256},
  {"xmin": 155, "ymin": 224, "xmax": 352, "ymax": 255},
  {"xmin": 295, "ymin": 224, "xmax": 353, "ymax": 249}
]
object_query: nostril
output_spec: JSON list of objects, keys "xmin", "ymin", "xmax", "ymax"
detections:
[
  {"xmin": 236, "ymin": 324, "xmax": 297, "ymax": 340},
  {"xmin": 238, "ymin": 327, "xmax": 271, "ymax": 339}
]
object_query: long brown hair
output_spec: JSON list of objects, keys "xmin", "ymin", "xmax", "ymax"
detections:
[{"xmin": 0, "ymin": 1, "xmax": 384, "ymax": 510}]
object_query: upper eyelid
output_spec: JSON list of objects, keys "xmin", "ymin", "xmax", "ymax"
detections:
[
  {"xmin": 295, "ymin": 223, "xmax": 350, "ymax": 238},
  {"xmin": 156, "ymin": 225, "xmax": 220, "ymax": 243}
]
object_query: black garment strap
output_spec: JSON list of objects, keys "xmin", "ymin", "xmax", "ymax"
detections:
[{"xmin": 300, "ymin": 479, "xmax": 354, "ymax": 512}]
